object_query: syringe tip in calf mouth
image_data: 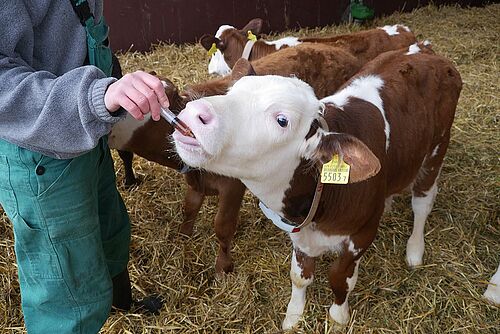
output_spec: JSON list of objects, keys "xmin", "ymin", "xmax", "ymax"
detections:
[
  {"xmin": 172, "ymin": 118, "xmax": 195, "ymax": 138},
  {"xmin": 160, "ymin": 107, "xmax": 195, "ymax": 138}
]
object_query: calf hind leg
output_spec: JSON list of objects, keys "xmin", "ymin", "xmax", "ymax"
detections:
[{"xmin": 407, "ymin": 137, "xmax": 449, "ymax": 267}]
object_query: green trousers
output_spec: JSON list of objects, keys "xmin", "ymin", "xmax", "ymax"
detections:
[{"xmin": 0, "ymin": 137, "xmax": 130, "ymax": 334}]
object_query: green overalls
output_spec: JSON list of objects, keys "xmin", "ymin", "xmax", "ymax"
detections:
[{"xmin": 0, "ymin": 2, "xmax": 129, "ymax": 333}]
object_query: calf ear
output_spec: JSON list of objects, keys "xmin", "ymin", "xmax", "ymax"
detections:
[
  {"xmin": 312, "ymin": 132, "xmax": 381, "ymax": 183},
  {"xmin": 231, "ymin": 59, "xmax": 256, "ymax": 80},
  {"xmin": 159, "ymin": 78, "xmax": 185, "ymax": 112},
  {"xmin": 200, "ymin": 35, "xmax": 225, "ymax": 51},
  {"xmin": 241, "ymin": 18, "xmax": 264, "ymax": 35}
]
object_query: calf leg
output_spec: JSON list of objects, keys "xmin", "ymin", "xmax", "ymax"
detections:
[
  {"xmin": 117, "ymin": 150, "xmax": 137, "ymax": 187},
  {"xmin": 407, "ymin": 136, "xmax": 449, "ymax": 267},
  {"xmin": 213, "ymin": 181, "xmax": 246, "ymax": 273},
  {"xmin": 179, "ymin": 186, "xmax": 205, "ymax": 236},
  {"xmin": 408, "ymin": 182, "xmax": 437, "ymax": 267},
  {"xmin": 282, "ymin": 249, "xmax": 316, "ymax": 330},
  {"xmin": 484, "ymin": 263, "xmax": 500, "ymax": 305}
]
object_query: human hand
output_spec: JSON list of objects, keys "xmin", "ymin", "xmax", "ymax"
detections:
[{"xmin": 104, "ymin": 71, "xmax": 169, "ymax": 121}]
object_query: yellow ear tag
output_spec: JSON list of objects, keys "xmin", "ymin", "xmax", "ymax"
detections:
[
  {"xmin": 207, "ymin": 43, "xmax": 218, "ymax": 56},
  {"xmin": 320, "ymin": 155, "xmax": 350, "ymax": 184},
  {"xmin": 247, "ymin": 30, "xmax": 257, "ymax": 42}
]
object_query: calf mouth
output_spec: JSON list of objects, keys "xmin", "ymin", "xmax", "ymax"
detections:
[{"xmin": 172, "ymin": 130, "xmax": 201, "ymax": 148}]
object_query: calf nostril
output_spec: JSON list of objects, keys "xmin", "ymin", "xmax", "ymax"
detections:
[{"xmin": 197, "ymin": 111, "xmax": 213, "ymax": 125}]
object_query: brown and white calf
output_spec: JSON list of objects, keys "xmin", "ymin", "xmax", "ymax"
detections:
[
  {"xmin": 200, "ymin": 18, "xmax": 302, "ymax": 75},
  {"xmin": 172, "ymin": 45, "xmax": 462, "ymax": 328},
  {"xmin": 201, "ymin": 18, "xmax": 415, "ymax": 76},
  {"xmin": 109, "ymin": 42, "xmax": 363, "ymax": 273}
]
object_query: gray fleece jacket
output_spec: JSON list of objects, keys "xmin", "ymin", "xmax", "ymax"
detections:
[{"xmin": 0, "ymin": 0, "xmax": 123, "ymax": 159}]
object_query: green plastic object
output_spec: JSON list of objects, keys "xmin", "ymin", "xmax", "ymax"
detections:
[{"xmin": 351, "ymin": 1, "xmax": 375, "ymax": 20}]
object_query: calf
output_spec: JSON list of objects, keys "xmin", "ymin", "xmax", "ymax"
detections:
[
  {"xmin": 110, "ymin": 42, "xmax": 362, "ymax": 273},
  {"xmin": 201, "ymin": 18, "xmax": 415, "ymax": 76},
  {"xmin": 200, "ymin": 18, "xmax": 301, "ymax": 76},
  {"xmin": 172, "ymin": 45, "xmax": 462, "ymax": 328}
]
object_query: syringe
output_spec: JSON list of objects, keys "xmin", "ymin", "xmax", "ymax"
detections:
[{"xmin": 160, "ymin": 107, "xmax": 195, "ymax": 138}]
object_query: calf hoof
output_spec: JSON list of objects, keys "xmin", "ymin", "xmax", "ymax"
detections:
[
  {"xmin": 329, "ymin": 303, "xmax": 350, "ymax": 327},
  {"xmin": 282, "ymin": 314, "xmax": 301, "ymax": 331},
  {"xmin": 406, "ymin": 238, "xmax": 424, "ymax": 267},
  {"xmin": 179, "ymin": 222, "xmax": 195, "ymax": 236},
  {"xmin": 483, "ymin": 285, "xmax": 500, "ymax": 305},
  {"xmin": 215, "ymin": 256, "xmax": 234, "ymax": 274},
  {"xmin": 124, "ymin": 176, "xmax": 140, "ymax": 189},
  {"xmin": 133, "ymin": 294, "xmax": 164, "ymax": 315}
]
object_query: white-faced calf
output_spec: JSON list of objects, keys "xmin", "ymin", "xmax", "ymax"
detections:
[
  {"xmin": 108, "ymin": 42, "xmax": 363, "ymax": 273},
  {"xmin": 173, "ymin": 45, "xmax": 462, "ymax": 328}
]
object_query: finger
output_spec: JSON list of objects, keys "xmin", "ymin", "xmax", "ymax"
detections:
[
  {"xmin": 134, "ymin": 71, "xmax": 170, "ymax": 109},
  {"xmin": 124, "ymin": 85, "xmax": 150, "ymax": 115},
  {"xmin": 132, "ymin": 78, "xmax": 161, "ymax": 121},
  {"xmin": 119, "ymin": 93, "xmax": 143, "ymax": 120}
]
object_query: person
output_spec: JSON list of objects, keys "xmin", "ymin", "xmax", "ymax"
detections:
[{"xmin": 0, "ymin": 1, "xmax": 169, "ymax": 333}]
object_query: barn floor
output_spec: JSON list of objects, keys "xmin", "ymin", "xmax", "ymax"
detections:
[{"xmin": 1, "ymin": 4, "xmax": 499, "ymax": 334}]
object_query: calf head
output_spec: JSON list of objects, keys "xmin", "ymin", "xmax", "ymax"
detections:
[
  {"xmin": 173, "ymin": 75, "xmax": 380, "ymax": 205},
  {"xmin": 200, "ymin": 19, "xmax": 264, "ymax": 75}
]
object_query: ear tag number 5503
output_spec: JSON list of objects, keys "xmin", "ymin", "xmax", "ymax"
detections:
[{"xmin": 321, "ymin": 155, "xmax": 350, "ymax": 184}]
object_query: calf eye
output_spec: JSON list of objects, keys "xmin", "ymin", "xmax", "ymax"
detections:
[{"xmin": 276, "ymin": 114, "xmax": 289, "ymax": 128}]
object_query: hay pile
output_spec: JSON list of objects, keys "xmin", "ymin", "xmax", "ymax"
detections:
[{"xmin": 1, "ymin": 4, "xmax": 499, "ymax": 333}]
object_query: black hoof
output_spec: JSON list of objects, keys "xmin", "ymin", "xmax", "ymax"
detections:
[{"xmin": 124, "ymin": 175, "xmax": 142, "ymax": 188}]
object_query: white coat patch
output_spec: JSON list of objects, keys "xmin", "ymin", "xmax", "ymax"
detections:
[
  {"xmin": 108, "ymin": 113, "xmax": 150, "ymax": 150},
  {"xmin": 406, "ymin": 43, "xmax": 421, "ymax": 55},
  {"xmin": 430, "ymin": 144, "xmax": 440, "ymax": 157},
  {"xmin": 265, "ymin": 36, "xmax": 302, "ymax": 49},
  {"xmin": 321, "ymin": 75, "xmax": 390, "ymax": 150},
  {"xmin": 290, "ymin": 223, "xmax": 352, "ymax": 258},
  {"xmin": 379, "ymin": 24, "xmax": 410, "ymax": 36}
]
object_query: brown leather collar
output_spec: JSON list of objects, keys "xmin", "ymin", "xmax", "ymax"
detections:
[{"xmin": 259, "ymin": 115, "xmax": 328, "ymax": 233}]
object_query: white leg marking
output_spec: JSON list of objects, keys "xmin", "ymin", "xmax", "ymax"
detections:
[
  {"xmin": 282, "ymin": 250, "xmax": 313, "ymax": 330},
  {"xmin": 329, "ymin": 259, "xmax": 359, "ymax": 325},
  {"xmin": 484, "ymin": 263, "xmax": 500, "ymax": 305},
  {"xmin": 384, "ymin": 195, "xmax": 394, "ymax": 213},
  {"xmin": 407, "ymin": 182, "xmax": 438, "ymax": 267}
]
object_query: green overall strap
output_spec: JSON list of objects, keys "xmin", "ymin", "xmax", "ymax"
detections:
[
  {"xmin": 69, "ymin": 0, "xmax": 114, "ymax": 76},
  {"xmin": 69, "ymin": 0, "xmax": 94, "ymax": 27}
]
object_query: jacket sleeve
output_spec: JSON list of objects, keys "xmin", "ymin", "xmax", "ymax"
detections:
[{"xmin": 0, "ymin": 2, "xmax": 122, "ymax": 159}]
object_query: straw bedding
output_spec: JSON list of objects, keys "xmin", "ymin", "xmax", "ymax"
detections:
[{"xmin": 0, "ymin": 4, "xmax": 498, "ymax": 333}]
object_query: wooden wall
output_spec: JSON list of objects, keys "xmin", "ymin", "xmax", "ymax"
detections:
[{"xmin": 104, "ymin": 0, "xmax": 490, "ymax": 52}]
